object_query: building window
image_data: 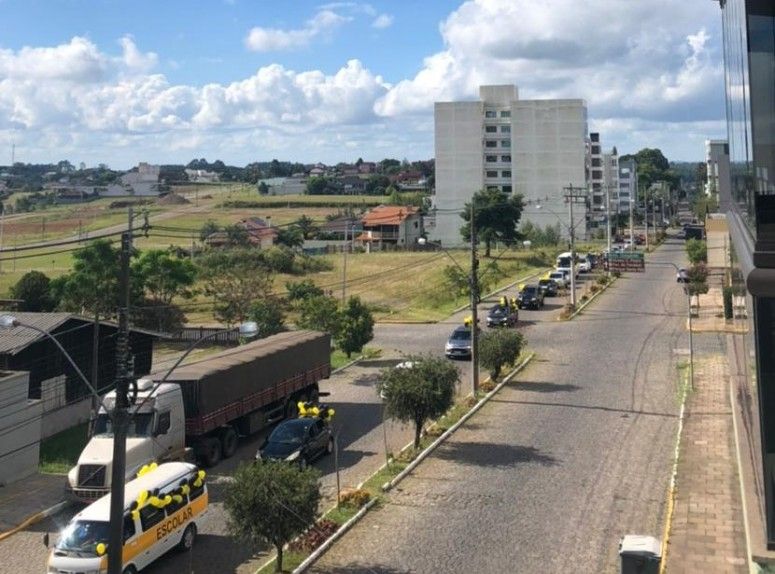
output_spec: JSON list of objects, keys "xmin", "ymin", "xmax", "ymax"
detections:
[
  {"xmin": 501, "ymin": 126, "xmax": 511, "ymax": 133},
  {"xmin": 485, "ymin": 155, "xmax": 497, "ymax": 163},
  {"xmin": 485, "ymin": 125, "xmax": 497, "ymax": 133},
  {"xmin": 487, "ymin": 185, "xmax": 498, "ymax": 191},
  {"xmin": 501, "ymin": 140, "xmax": 511, "ymax": 148},
  {"xmin": 501, "ymin": 155, "xmax": 511, "ymax": 163},
  {"xmin": 620, "ymin": 182, "xmax": 629, "ymax": 188},
  {"xmin": 486, "ymin": 171, "xmax": 498, "ymax": 178},
  {"xmin": 592, "ymin": 183, "xmax": 602, "ymax": 190},
  {"xmin": 591, "ymin": 145, "xmax": 601, "ymax": 154},
  {"xmin": 485, "ymin": 140, "xmax": 497, "ymax": 148},
  {"xmin": 592, "ymin": 170, "xmax": 603, "ymax": 179},
  {"xmin": 485, "ymin": 110, "xmax": 497, "ymax": 118},
  {"xmin": 502, "ymin": 185, "xmax": 512, "ymax": 193},
  {"xmin": 591, "ymin": 158, "xmax": 601, "ymax": 167},
  {"xmin": 502, "ymin": 170, "xmax": 511, "ymax": 178},
  {"xmin": 500, "ymin": 110, "xmax": 511, "ymax": 118},
  {"xmin": 590, "ymin": 133, "xmax": 600, "ymax": 143}
]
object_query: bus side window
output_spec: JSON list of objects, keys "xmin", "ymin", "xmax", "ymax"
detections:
[
  {"xmin": 139, "ymin": 504, "xmax": 165, "ymax": 532},
  {"xmin": 123, "ymin": 513, "xmax": 136, "ymax": 543},
  {"xmin": 164, "ymin": 491, "xmax": 187, "ymax": 515},
  {"xmin": 189, "ymin": 477, "xmax": 205, "ymax": 501}
]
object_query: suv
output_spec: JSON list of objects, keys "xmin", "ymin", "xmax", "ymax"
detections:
[
  {"xmin": 577, "ymin": 256, "xmax": 591, "ymax": 273},
  {"xmin": 538, "ymin": 278, "xmax": 558, "ymax": 297},
  {"xmin": 486, "ymin": 304, "xmax": 518, "ymax": 327},
  {"xmin": 445, "ymin": 326, "xmax": 472, "ymax": 359},
  {"xmin": 548, "ymin": 271, "xmax": 567, "ymax": 288},
  {"xmin": 516, "ymin": 284, "xmax": 545, "ymax": 310}
]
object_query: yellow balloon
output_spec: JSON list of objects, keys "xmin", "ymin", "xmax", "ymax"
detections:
[
  {"xmin": 181, "ymin": 484, "xmax": 190, "ymax": 496},
  {"xmin": 131, "ymin": 510, "xmax": 139, "ymax": 521},
  {"xmin": 172, "ymin": 494, "xmax": 183, "ymax": 504},
  {"xmin": 137, "ymin": 490, "xmax": 148, "ymax": 507},
  {"xmin": 96, "ymin": 543, "xmax": 106, "ymax": 556},
  {"xmin": 197, "ymin": 470, "xmax": 206, "ymax": 480}
]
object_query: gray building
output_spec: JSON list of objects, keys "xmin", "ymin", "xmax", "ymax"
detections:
[
  {"xmin": 705, "ymin": 139, "xmax": 731, "ymax": 199},
  {"xmin": 0, "ymin": 370, "xmax": 41, "ymax": 486},
  {"xmin": 431, "ymin": 84, "xmax": 589, "ymax": 246}
]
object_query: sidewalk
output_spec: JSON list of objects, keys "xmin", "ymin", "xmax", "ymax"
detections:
[
  {"xmin": 0, "ymin": 473, "xmax": 69, "ymax": 535},
  {"xmin": 664, "ymin": 341, "xmax": 748, "ymax": 572}
]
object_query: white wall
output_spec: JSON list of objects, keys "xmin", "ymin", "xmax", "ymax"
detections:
[{"xmin": 0, "ymin": 371, "xmax": 41, "ymax": 486}]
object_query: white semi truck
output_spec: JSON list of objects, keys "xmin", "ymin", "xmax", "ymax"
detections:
[{"xmin": 67, "ymin": 331, "xmax": 330, "ymax": 502}]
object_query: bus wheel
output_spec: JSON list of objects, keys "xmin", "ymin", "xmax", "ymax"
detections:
[
  {"xmin": 200, "ymin": 437, "xmax": 222, "ymax": 467},
  {"xmin": 220, "ymin": 426, "xmax": 238, "ymax": 459},
  {"xmin": 123, "ymin": 566, "xmax": 138, "ymax": 574},
  {"xmin": 179, "ymin": 523, "xmax": 197, "ymax": 551}
]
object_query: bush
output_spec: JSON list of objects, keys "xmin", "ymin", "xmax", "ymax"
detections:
[
  {"xmin": 686, "ymin": 238, "xmax": 707, "ymax": 264},
  {"xmin": 597, "ymin": 275, "xmax": 609, "ymax": 286},
  {"xmin": 338, "ymin": 488, "xmax": 371, "ymax": 509},
  {"xmin": 479, "ymin": 380, "xmax": 497, "ymax": 392},
  {"xmin": 288, "ymin": 519, "xmax": 339, "ymax": 553},
  {"xmin": 248, "ymin": 298, "xmax": 286, "ymax": 337},
  {"xmin": 478, "ymin": 329, "xmax": 525, "ymax": 380},
  {"xmin": 589, "ymin": 284, "xmax": 600, "ymax": 294},
  {"xmin": 580, "ymin": 294, "xmax": 589, "ymax": 303},
  {"xmin": 723, "ymin": 286, "xmax": 734, "ymax": 319}
]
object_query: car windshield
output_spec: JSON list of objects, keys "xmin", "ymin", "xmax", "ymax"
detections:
[
  {"xmin": 539, "ymin": 280, "xmax": 550, "ymax": 286},
  {"xmin": 523, "ymin": 287, "xmax": 538, "ymax": 295},
  {"xmin": 450, "ymin": 329, "xmax": 471, "ymax": 341},
  {"xmin": 93, "ymin": 412, "xmax": 154, "ymax": 438},
  {"xmin": 269, "ymin": 421, "xmax": 308, "ymax": 445},
  {"xmin": 56, "ymin": 520, "xmax": 109, "ymax": 555},
  {"xmin": 489, "ymin": 306, "xmax": 506, "ymax": 315}
]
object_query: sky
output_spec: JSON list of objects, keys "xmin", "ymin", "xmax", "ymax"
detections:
[{"xmin": 0, "ymin": 0, "xmax": 727, "ymax": 169}]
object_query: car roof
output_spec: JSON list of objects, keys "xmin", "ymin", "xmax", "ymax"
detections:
[{"xmin": 452, "ymin": 325, "xmax": 470, "ymax": 333}]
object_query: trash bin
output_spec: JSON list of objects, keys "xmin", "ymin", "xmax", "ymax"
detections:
[{"xmin": 619, "ymin": 535, "xmax": 661, "ymax": 574}]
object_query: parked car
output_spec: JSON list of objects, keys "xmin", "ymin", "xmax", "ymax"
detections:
[
  {"xmin": 577, "ymin": 256, "xmax": 591, "ymax": 273},
  {"xmin": 445, "ymin": 326, "xmax": 472, "ymax": 359},
  {"xmin": 255, "ymin": 417, "xmax": 333, "ymax": 469},
  {"xmin": 676, "ymin": 268, "xmax": 689, "ymax": 283},
  {"xmin": 516, "ymin": 284, "xmax": 545, "ymax": 310},
  {"xmin": 548, "ymin": 271, "xmax": 567, "ymax": 288},
  {"xmin": 538, "ymin": 278, "xmax": 558, "ymax": 297},
  {"xmin": 486, "ymin": 304, "xmax": 518, "ymax": 327}
]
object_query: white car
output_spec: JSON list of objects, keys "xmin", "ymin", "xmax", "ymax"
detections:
[
  {"xmin": 577, "ymin": 257, "xmax": 591, "ymax": 273},
  {"xmin": 548, "ymin": 271, "xmax": 567, "ymax": 288}
]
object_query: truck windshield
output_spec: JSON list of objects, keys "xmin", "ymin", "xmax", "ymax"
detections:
[
  {"xmin": 93, "ymin": 413, "xmax": 155, "ymax": 437},
  {"xmin": 56, "ymin": 520, "xmax": 109, "ymax": 555}
]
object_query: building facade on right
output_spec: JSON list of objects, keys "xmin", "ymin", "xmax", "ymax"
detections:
[{"xmin": 716, "ymin": 0, "xmax": 775, "ymax": 554}]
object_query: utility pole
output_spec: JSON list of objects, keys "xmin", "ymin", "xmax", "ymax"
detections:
[
  {"xmin": 469, "ymin": 202, "xmax": 479, "ymax": 395},
  {"xmin": 341, "ymin": 221, "xmax": 348, "ymax": 305},
  {"xmin": 644, "ymin": 185, "xmax": 650, "ymax": 252},
  {"xmin": 563, "ymin": 185, "xmax": 586, "ymax": 308},
  {"xmin": 107, "ymin": 210, "xmax": 134, "ymax": 574},
  {"xmin": 0, "ymin": 202, "xmax": 5, "ymax": 274},
  {"xmin": 629, "ymin": 197, "xmax": 634, "ymax": 252}
]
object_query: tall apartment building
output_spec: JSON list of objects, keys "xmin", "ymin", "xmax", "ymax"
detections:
[
  {"xmin": 618, "ymin": 159, "xmax": 638, "ymax": 214},
  {"xmin": 705, "ymin": 139, "xmax": 730, "ymax": 198},
  {"xmin": 431, "ymin": 85, "xmax": 589, "ymax": 245},
  {"xmin": 604, "ymin": 148, "xmax": 620, "ymax": 215}
]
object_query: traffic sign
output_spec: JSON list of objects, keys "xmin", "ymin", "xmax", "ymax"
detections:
[{"xmin": 608, "ymin": 251, "xmax": 645, "ymax": 272}]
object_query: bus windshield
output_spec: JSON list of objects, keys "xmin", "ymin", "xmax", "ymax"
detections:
[
  {"xmin": 556, "ymin": 256, "xmax": 572, "ymax": 268},
  {"xmin": 56, "ymin": 520, "xmax": 109, "ymax": 555}
]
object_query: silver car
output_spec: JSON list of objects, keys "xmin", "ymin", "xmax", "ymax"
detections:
[{"xmin": 445, "ymin": 326, "xmax": 472, "ymax": 359}]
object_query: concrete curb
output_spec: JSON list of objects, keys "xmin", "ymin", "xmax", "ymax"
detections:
[
  {"xmin": 0, "ymin": 500, "xmax": 72, "ymax": 542},
  {"xmin": 658, "ymin": 367, "xmax": 691, "ymax": 573},
  {"xmin": 451, "ymin": 268, "xmax": 552, "ymax": 314},
  {"xmin": 729, "ymin": 368, "xmax": 756, "ymax": 573},
  {"xmin": 292, "ymin": 353, "xmax": 535, "ymax": 573},
  {"xmin": 331, "ymin": 356, "xmax": 363, "ymax": 375},
  {"xmin": 565, "ymin": 275, "xmax": 618, "ymax": 321},
  {"xmin": 382, "ymin": 352, "xmax": 535, "ymax": 492},
  {"xmin": 292, "ymin": 498, "xmax": 379, "ymax": 573}
]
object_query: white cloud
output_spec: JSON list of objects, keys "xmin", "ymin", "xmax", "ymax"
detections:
[
  {"xmin": 244, "ymin": 9, "xmax": 350, "ymax": 52},
  {"xmin": 372, "ymin": 14, "xmax": 393, "ymax": 29}
]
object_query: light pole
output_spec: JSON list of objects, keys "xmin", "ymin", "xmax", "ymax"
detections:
[{"xmin": 605, "ymin": 185, "xmax": 612, "ymax": 276}]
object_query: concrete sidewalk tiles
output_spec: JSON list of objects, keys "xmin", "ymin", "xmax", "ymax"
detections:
[
  {"xmin": 664, "ymin": 351, "xmax": 748, "ymax": 573},
  {"xmin": 0, "ymin": 472, "xmax": 68, "ymax": 534}
]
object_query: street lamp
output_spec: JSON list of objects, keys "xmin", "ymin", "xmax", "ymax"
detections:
[
  {"xmin": 533, "ymin": 202, "xmax": 580, "ymax": 308},
  {"xmin": 0, "ymin": 314, "xmax": 257, "ymax": 574}
]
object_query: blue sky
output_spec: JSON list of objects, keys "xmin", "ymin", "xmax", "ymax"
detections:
[{"xmin": 0, "ymin": 0, "xmax": 727, "ymax": 168}]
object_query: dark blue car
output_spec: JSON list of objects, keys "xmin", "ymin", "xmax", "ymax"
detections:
[{"xmin": 256, "ymin": 417, "xmax": 333, "ymax": 469}]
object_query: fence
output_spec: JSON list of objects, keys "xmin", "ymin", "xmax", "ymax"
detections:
[{"xmin": 168, "ymin": 326, "xmax": 241, "ymax": 345}]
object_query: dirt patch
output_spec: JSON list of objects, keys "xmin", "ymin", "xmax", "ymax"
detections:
[{"xmin": 157, "ymin": 193, "xmax": 191, "ymax": 205}]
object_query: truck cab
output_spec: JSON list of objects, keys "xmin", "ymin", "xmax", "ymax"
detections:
[{"xmin": 67, "ymin": 380, "xmax": 186, "ymax": 503}]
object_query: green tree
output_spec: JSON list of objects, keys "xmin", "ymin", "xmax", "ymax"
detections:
[
  {"xmin": 224, "ymin": 224, "xmax": 251, "ymax": 247},
  {"xmin": 257, "ymin": 181, "xmax": 269, "ymax": 195},
  {"xmin": 305, "ymin": 176, "xmax": 330, "ymax": 195},
  {"xmin": 460, "ymin": 188, "xmax": 524, "ymax": 257},
  {"xmin": 275, "ymin": 226, "xmax": 304, "ymax": 249},
  {"xmin": 294, "ymin": 215, "xmax": 318, "ymax": 239},
  {"xmin": 199, "ymin": 220, "xmax": 220, "ymax": 242},
  {"xmin": 365, "ymin": 174, "xmax": 391, "ymax": 195},
  {"xmin": 335, "ymin": 296, "xmax": 374, "ymax": 358},
  {"xmin": 57, "ymin": 240, "xmax": 121, "ymax": 318},
  {"xmin": 248, "ymin": 298, "xmax": 286, "ymax": 338},
  {"xmin": 132, "ymin": 249, "xmax": 196, "ymax": 306},
  {"xmin": 297, "ymin": 294, "xmax": 341, "ymax": 336},
  {"xmin": 285, "ymin": 279, "xmax": 324, "ymax": 303},
  {"xmin": 224, "ymin": 462, "xmax": 321, "ymax": 573},
  {"xmin": 478, "ymin": 330, "xmax": 525, "ymax": 380},
  {"xmin": 378, "ymin": 355, "xmax": 458, "ymax": 448},
  {"xmin": 10, "ymin": 271, "xmax": 56, "ymax": 312},
  {"xmin": 685, "ymin": 238, "xmax": 707, "ymax": 264}
]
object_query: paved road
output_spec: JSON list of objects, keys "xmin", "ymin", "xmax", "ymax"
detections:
[
  {"xmin": 0, "ymin": 360, "xmax": 415, "ymax": 574},
  {"xmin": 312, "ymin": 238, "xmax": 689, "ymax": 573}
]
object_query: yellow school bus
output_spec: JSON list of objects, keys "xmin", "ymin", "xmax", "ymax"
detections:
[{"xmin": 47, "ymin": 462, "xmax": 208, "ymax": 573}]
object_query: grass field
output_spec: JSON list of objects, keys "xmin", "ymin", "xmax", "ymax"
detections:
[{"xmin": 39, "ymin": 422, "xmax": 90, "ymax": 474}]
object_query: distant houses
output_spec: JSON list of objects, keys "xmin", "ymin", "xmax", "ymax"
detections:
[
  {"xmin": 205, "ymin": 216, "xmax": 278, "ymax": 249},
  {"xmin": 357, "ymin": 205, "xmax": 423, "ymax": 250}
]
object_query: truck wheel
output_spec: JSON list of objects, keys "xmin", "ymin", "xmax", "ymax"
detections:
[
  {"xmin": 123, "ymin": 567, "xmax": 138, "ymax": 574},
  {"xmin": 178, "ymin": 523, "xmax": 197, "ymax": 552},
  {"xmin": 220, "ymin": 427, "xmax": 238, "ymax": 459},
  {"xmin": 200, "ymin": 437, "xmax": 222, "ymax": 467}
]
